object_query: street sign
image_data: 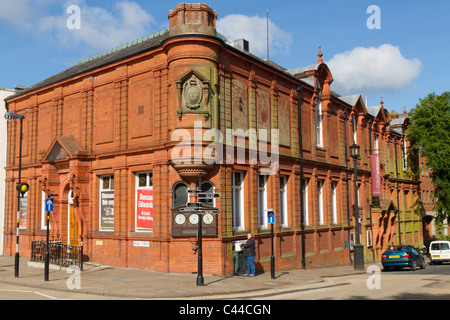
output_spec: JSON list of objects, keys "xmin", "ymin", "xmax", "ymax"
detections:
[
  {"xmin": 198, "ymin": 193, "xmax": 221, "ymax": 199},
  {"xmin": 45, "ymin": 198, "xmax": 54, "ymax": 212},
  {"xmin": 187, "ymin": 202, "xmax": 202, "ymax": 209},
  {"xmin": 267, "ymin": 209, "xmax": 275, "ymax": 224},
  {"xmin": 197, "ymin": 210, "xmax": 219, "ymax": 214}
]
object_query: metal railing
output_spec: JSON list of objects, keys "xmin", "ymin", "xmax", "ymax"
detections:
[{"xmin": 31, "ymin": 241, "xmax": 84, "ymax": 270}]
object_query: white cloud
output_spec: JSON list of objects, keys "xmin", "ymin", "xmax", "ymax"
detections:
[
  {"xmin": 0, "ymin": 0, "xmax": 66, "ymax": 30},
  {"xmin": 326, "ymin": 44, "xmax": 422, "ymax": 94},
  {"xmin": 217, "ymin": 14, "xmax": 292, "ymax": 58},
  {"xmin": 39, "ymin": 1, "xmax": 156, "ymax": 51}
]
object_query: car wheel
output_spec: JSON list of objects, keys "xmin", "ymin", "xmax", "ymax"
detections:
[
  {"xmin": 421, "ymin": 259, "xmax": 426, "ymax": 269},
  {"xmin": 411, "ymin": 260, "xmax": 416, "ymax": 271}
]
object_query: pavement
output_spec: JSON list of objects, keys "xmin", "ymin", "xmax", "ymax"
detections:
[{"xmin": 0, "ymin": 255, "xmax": 372, "ymax": 299}]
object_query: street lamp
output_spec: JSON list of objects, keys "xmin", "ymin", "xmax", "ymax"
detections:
[
  {"xmin": 350, "ymin": 143, "xmax": 364, "ymax": 270},
  {"xmin": 5, "ymin": 111, "xmax": 26, "ymax": 278}
]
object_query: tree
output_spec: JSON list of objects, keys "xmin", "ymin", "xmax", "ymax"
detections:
[{"xmin": 407, "ymin": 92, "xmax": 450, "ymax": 223}]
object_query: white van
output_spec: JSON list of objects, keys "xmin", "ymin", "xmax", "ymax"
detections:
[{"xmin": 429, "ymin": 240, "xmax": 450, "ymax": 264}]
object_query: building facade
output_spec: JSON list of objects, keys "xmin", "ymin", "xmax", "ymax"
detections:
[{"xmin": 3, "ymin": 3, "xmax": 423, "ymax": 274}]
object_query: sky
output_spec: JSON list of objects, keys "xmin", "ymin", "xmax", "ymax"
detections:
[{"xmin": 0, "ymin": 0, "xmax": 449, "ymax": 114}]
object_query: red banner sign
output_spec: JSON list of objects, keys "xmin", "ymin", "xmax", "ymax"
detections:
[
  {"xmin": 371, "ymin": 154, "xmax": 382, "ymax": 197},
  {"xmin": 136, "ymin": 189, "xmax": 153, "ymax": 230}
]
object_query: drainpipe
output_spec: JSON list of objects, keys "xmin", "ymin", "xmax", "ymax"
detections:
[
  {"xmin": 296, "ymin": 85, "xmax": 306, "ymax": 270},
  {"xmin": 344, "ymin": 106, "xmax": 352, "ymax": 264}
]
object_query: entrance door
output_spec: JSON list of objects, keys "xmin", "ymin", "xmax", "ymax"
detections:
[{"xmin": 68, "ymin": 190, "xmax": 78, "ymax": 247}]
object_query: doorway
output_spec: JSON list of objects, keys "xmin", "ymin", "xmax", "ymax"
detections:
[{"xmin": 68, "ymin": 189, "xmax": 78, "ymax": 247}]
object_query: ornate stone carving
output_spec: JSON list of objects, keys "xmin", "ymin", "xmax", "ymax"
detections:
[{"xmin": 175, "ymin": 69, "xmax": 212, "ymax": 121}]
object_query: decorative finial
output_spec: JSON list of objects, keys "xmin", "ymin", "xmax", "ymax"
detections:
[
  {"xmin": 317, "ymin": 46, "xmax": 323, "ymax": 64},
  {"xmin": 403, "ymin": 106, "xmax": 407, "ymax": 118},
  {"xmin": 380, "ymin": 97, "xmax": 384, "ymax": 107}
]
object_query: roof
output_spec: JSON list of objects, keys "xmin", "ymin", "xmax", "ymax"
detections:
[
  {"xmin": 390, "ymin": 117, "xmax": 408, "ymax": 126},
  {"xmin": 6, "ymin": 30, "xmax": 171, "ymax": 101},
  {"xmin": 286, "ymin": 64, "xmax": 320, "ymax": 76},
  {"xmin": 338, "ymin": 95, "xmax": 362, "ymax": 107}
]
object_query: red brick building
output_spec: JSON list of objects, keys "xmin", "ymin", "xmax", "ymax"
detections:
[{"xmin": 3, "ymin": 3, "xmax": 423, "ymax": 275}]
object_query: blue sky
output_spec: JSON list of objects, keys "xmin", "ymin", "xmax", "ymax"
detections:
[{"xmin": 1, "ymin": 0, "xmax": 449, "ymax": 114}]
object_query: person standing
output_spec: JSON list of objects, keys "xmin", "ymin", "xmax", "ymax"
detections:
[{"xmin": 241, "ymin": 233, "xmax": 256, "ymax": 276}]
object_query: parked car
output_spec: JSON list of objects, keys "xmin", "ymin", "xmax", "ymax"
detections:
[
  {"xmin": 381, "ymin": 245, "xmax": 426, "ymax": 271},
  {"xmin": 429, "ymin": 240, "xmax": 450, "ymax": 265}
]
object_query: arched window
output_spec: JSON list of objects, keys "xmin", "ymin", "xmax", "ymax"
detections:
[
  {"xmin": 172, "ymin": 182, "xmax": 188, "ymax": 208},
  {"xmin": 200, "ymin": 182, "xmax": 215, "ymax": 207}
]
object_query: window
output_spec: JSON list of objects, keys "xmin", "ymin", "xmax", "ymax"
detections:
[
  {"xmin": 332, "ymin": 182, "xmax": 338, "ymax": 224},
  {"xmin": 41, "ymin": 190, "xmax": 48, "ymax": 230},
  {"xmin": 135, "ymin": 172, "xmax": 153, "ymax": 231},
  {"xmin": 315, "ymin": 93, "xmax": 323, "ymax": 147},
  {"xmin": 402, "ymin": 138, "xmax": 408, "ymax": 170},
  {"xmin": 303, "ymin": 178, "xmax": 309, "ymax": 226},
  {"xmin": 201, "ymin": 182, "xmax": 215, "ymax": 207},
  {"xmin": 232, "ymin": 172, "xmax": 245, "ymax": 231},
  {"xmin": 279, "ymin": 176, "xmax": 288, "ymax": 227},
  {"xmin": 258, "ymin": 175, "xmax": 268, "ymax": 229},
  {"xmin": 99, "ymin": 175, "xmax": 114, "ymax": 231},
  {"xmin": 374, "ymin": 135, "xmax": 379, "ymax": 155},
  {"xmin": 352, "ymin": 114, "xmax": 357, "ymax": 143},
  {"xmin": 173, "ymin": 182, "xmax": 188, "ymax": 208},
  {"xmin": 317, "ymin": 180, "xmax": 324, "ymax": 225}
]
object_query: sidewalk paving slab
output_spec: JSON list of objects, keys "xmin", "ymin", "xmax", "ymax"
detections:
[{"xmin": 0, "ymin": 255, "xmax": 371, "ymax": 299}]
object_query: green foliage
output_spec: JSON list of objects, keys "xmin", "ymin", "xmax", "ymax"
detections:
[{"xmin": 407, "ymin": 92, "xmax": 450, "ymax": 223}]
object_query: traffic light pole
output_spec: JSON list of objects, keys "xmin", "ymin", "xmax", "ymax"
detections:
[
  {"xmin": 14, "ymin": 117, "xmax": 24, "ymax": 278},
  {"xmin": 196, "ymin": 174, "xmax": 204, "ymax": 286},
  {"xmin": 44, "ymin": 206, "xmax": 50, "ymax": 281},
  {"xmin": 271, "ymin": 222, "xmax": 275, "ymax": 279}
]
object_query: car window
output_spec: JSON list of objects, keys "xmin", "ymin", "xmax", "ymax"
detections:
[
  {"xmin": 411, "ymin": 248, "xmax": 418, "ymax": 255},
  {"xmin": 431, "ymin": 243, "xmax": 441, "ymax": 250},
  {"xmin": 442, "ymin": 243, "xmax": 450, "ymax": 250},
  {"xmin": 386, "ymin": 246, "xmax": 404, "ymax": 252}
]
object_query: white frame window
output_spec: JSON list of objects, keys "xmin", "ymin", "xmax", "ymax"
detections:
[
  {"xmin": 279, "ymin": 176, "xmax": 288, "ymax": 227},
  {"xmin": 257, "ymin": 174, "xmax": 268, "ymax": 229},
  {"xmin": 41, "ymin": 190, "xmax": 48, "ymax": 230},
  {"xmin": 201, "ymin": 182, "xmax": 215, "ymax": 207},
  {"xmin": 318, "ymin": 180, "xmax": 324, "ymax": 225},
  {"xmin": 303, "ymin": 178, "xmax": 309, "ymax": 226},
  {"xmin": 232, "ymin": 171, "xmax": 245, "ymax": 231},
  {"xmin": 374, "ymin": 135, "xmax": 379, "ymax": 155},
  {"xmin": 315, "ymin": 93, "xmax": 323, "ymax": 147},
  {"xmin": 332, "ymin": 182, "xmax": 338, "ymax": 224},
  {"xmin": 99, "ymin": 175, "xmax": 114, "ymax": 231},
  {"xmin": 353, "ymin": 114, "xmax": 357, "ymax": 144},
  {"xmin": 135, "ymin": 172, "xmax": 153, "ymax": 232}
]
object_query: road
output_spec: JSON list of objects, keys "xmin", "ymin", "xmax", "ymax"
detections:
[
  {"xmin": 0, "ymin": 282, "xmax": 120, "ymax": 300},
  {"xmin": 210, "ymin": 263, "xmax": 450, "ymax": 300}
]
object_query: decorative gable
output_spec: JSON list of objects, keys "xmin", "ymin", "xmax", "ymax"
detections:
[{"xmin": 43, "ymin": 136, "xmax": 88, "ymax": 162}]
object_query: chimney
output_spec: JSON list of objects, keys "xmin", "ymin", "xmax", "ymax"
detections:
[
  {"xmin": 168, "ymin": 3, "xmax": 217, "ymax": 37},
  {"xmin": 231, "ymin": 39, "xmax": 250, "ymax": 53}
]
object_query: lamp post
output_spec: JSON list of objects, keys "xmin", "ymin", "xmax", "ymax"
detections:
[
  {"xmin": 350, "ymin": 143, "xmax": 364, "ymax": 270},
  {"xmin": 5, "ymin": 111, "xmax": 26, "ymax": 278}
]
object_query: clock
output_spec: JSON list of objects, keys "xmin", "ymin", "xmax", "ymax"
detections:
[
  {"xmin": 188, "ymin": 213, "xmax": 199, "ymax": 225},
  {"xmin": 174, "ymin": 213, "xmax": 186, "ymax": 225},
  {"xmin": 203, "ymin": 213, "xmax": 214, "ymax": 225}
]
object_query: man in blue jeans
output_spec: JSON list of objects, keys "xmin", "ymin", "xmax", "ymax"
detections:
[{"xmin": 241, "ymin": 233, "xmax": 256, "ymax": 276}]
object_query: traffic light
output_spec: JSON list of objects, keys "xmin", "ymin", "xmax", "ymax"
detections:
[{"xmin": 16, "ymin": 183, "xmax": 29, "ymax": 197}]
